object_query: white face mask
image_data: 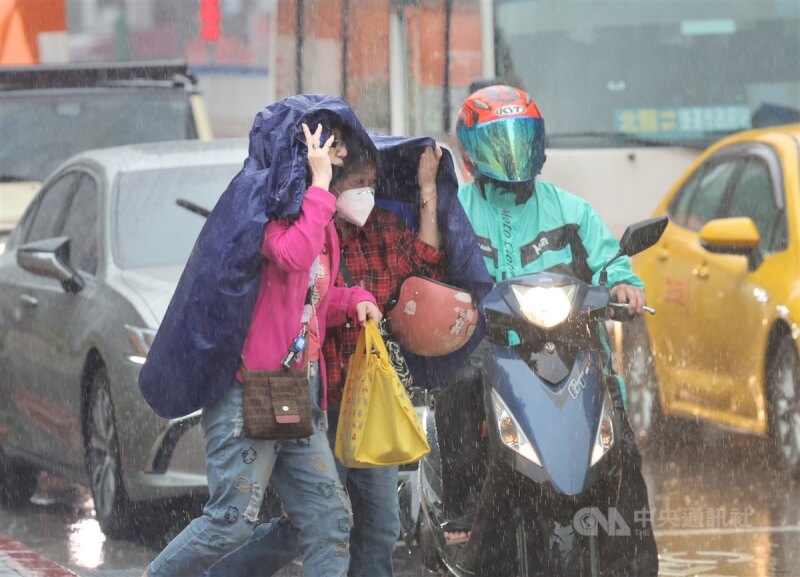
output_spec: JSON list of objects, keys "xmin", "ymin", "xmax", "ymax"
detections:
[{"xmin": 335, "ymin": 187, "xmax": 375, "ymax": 227}]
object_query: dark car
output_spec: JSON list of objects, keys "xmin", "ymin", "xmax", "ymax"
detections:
[
  {"xmin": 0, "ymin": 60, "xmax": 213, "ymax": 237},
  {"xmin": 0, "ymin": 139, "xmax": 246, "ymax": 537}
]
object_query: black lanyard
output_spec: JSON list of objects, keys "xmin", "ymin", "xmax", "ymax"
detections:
[{"xmin": 340, "ymin": 247, "xmax": 355, "ymax": 288}]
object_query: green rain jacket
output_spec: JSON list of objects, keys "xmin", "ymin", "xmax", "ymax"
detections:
[
  {"xmin": 458, "ymin": 179, "xmax": 643, "ymax": 287},
  {"xmin": 458, "ymin": 178, "xmax": 643, "ymax": 406}
]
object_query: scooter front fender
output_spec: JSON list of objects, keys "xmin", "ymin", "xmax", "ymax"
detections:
[{"xmin": 485, "ymin": 347, "xmax": 607, "ymax": 496}]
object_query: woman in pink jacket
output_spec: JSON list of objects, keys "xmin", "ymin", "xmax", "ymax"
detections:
[{"xmin": 144, "ymin": 120, "xmax": 381, "ymax": 577}]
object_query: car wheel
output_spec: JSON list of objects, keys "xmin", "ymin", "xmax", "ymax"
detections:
[
  {"xmin": 767, "ymin": 336, "xmax": 800, "ymax": 473},
  {"xmin": 621, "ymin": 319, "xmax": 663, "ymax": 447},
  {"xmin": 0, "ymin": 452, "xmax": 38, "ymax": 507},
  {"xmin": 84, "ymin": 365, "xmax": 133, "ymax": 538}
]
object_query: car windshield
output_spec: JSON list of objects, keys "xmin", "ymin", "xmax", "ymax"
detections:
[
  {"xmin": 0, "ymin": 91, "xmax": 197, "ymax": 182},
  {"xmin": 496, "ymin": 0, "xmax": 800, "ymax": 147},
  {"xmin": 113, "ymin": 163, "xmax": 240, "ymax": 269}
]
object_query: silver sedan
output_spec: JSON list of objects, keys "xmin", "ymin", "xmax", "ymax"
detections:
[{"xmin": 0, "ymin": 138, "xmax": 247, "ymax": 537}]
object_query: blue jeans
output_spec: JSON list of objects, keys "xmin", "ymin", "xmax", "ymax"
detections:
[
  {"xmin": 203, "ymin": 402, "xmax": 401, "ymax": 577},
  {"xmin": 146, "ymin": 363, "xmax": 351, "ymax": 577}
]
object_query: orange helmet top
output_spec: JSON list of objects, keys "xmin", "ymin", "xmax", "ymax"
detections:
[
  {"xmin": 456, "ymin": 85, "xmax": 546, "ymax": 183},
  {"xmin": 458, "ymin": 85, "xmax": 543, "ymax": 128}
]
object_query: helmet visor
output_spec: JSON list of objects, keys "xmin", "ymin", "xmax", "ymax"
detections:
[{"xmin": 457, "ymin": 117, "xmax": 545, "ymax": 183}]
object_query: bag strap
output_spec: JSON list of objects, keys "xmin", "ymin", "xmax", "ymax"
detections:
[
  {"xmin": 364, "ymin": 319, "xmax": 391, "ymax": 368},
  {"xmin": 340, "ymin": 247, "xmax": 356, "ymax": 288},
  {"xmin": 242, "ymin": 279, "xmax": 315, "ymax": 375}
]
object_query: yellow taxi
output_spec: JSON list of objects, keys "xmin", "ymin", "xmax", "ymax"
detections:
[{"xmin": 622, "ymin": 124, "xmax": 800, "ymax": 471}]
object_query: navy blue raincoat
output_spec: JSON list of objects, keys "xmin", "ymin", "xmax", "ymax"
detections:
[
  {"xmin": 139, "ymin": 97, "xmax": 492, "ymax": 419},
  {"xmin": 139, "ymin": 95, "xmax": 376, "ymax": 419},
  {"xmin": 369, "ymin": 133, "xmax": 492, "ymax": 387}
]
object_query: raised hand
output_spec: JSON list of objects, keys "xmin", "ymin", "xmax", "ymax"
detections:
[
  {"xmin": 302, "ymin": 122, "xmax": 337, "ymax": 190},
  {"xmin": 417, "ymin": 144, "xmax": 443, "ymax": 196}
]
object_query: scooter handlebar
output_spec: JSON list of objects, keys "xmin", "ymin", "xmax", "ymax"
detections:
[{"xmin": 608, "ymin": 301, "xmax": 656, "ymax": 317}]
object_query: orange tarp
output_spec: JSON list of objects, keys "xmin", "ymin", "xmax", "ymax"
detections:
[{"xmin": 0, "ymin": 0, "xmax": 66, "ymax": 65}]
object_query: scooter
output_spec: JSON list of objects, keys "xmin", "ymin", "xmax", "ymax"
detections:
[{"xmin": 401, "ymin": 217, "xmax": 668, "ymax": 577}]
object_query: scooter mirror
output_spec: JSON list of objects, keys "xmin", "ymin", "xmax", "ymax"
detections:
[
  {"xmin": 618, "ymin": 216, "xmax": 669, "ymax": 257},
  {"xmin": 598, "ymin": 216, "xmax": 669, "ymax": 286}
]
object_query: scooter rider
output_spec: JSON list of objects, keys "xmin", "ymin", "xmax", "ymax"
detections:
[{"xmin": 436, "ymin": 84, "xmax": 658, "ymax": 574}]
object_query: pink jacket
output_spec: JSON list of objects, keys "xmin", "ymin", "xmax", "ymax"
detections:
[{"xmin": 239, "ymin": 186, "xmax": 376, "ymax": 408}]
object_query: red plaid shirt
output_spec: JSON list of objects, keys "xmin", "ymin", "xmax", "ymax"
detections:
[{"xmin": 324, "ymin": 206, "xmax": 445, "ymax": 404}]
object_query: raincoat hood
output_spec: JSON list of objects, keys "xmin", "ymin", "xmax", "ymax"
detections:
[
  {"xmin": 139, "ymin": 95, "xmax": 374, "ymax": 418},
  {"xmin": 243, "ymin": 94, "xmax": 375, "ymax": 218},
  {"xmin": 370, "ymin": 133, "xmax": 493, "ymax": 386}
]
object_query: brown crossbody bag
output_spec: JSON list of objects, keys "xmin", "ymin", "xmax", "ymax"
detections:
[{"xmin": 240, "ymin": 289, "xmax": 314, "ymax": 440}]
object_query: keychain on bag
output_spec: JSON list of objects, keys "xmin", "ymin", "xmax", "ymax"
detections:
[{"xmin": 282, "ymin": 330, "xmax": 308, "ymax": 369}]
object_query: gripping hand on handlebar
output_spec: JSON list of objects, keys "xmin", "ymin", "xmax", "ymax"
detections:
[{"xmin": 609, "ymin": 284, "xmax": 652, "ymax": 319}]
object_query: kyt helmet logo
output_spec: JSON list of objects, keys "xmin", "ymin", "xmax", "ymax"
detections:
[{"xmin": 496, "ymin": 105, "xmax": 526, "ymax": 116}]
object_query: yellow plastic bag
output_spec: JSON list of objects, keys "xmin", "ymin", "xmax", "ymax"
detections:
[{"xmin": 335, "ymin": 319, "xmax": 431, "ymax": 468}]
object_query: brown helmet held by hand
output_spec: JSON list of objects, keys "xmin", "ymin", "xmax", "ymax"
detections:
[{"xmin": 387, "ymin": 276, "xmax": 479, "ymax": 357}]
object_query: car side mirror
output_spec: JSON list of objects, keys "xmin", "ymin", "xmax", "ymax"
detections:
[
  {"xmin": 699, "ymin": 217, "xmax": 763, "ymax": 271},
  {"xmin": 17, "ymin": 236, "xmax": 84, "ymax": 293}
]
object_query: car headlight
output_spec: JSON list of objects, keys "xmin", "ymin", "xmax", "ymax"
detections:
[
  {"xmin": 511, "ymin": 284, "xmax": 577, "ymax": 328},
  {"xmin": 491, "ymin": 389, "xmax": 542, "ymax": 466},
  {"xmin": 125, "ymin": 325, "xmax": 157, "ymax": 365},
  {"xmin": 590, "ymin": 392, "xmax": 615, "ymax": 466}
]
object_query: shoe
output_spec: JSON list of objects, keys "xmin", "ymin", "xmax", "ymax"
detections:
[
  {"xmin": 441, "ymin": 507, "xmax": 475, "ymax": 545},
  {"xmin": 443, "ymin": 530, "xmax": 470, "ymax": 546}
]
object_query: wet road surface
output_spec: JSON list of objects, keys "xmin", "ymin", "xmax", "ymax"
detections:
[{"xmin": 1, "ymin": 425, "xmax": 799, "ymax": 576}]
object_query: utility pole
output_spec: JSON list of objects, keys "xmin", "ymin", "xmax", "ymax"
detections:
[
  {"xmin": 342, "ymin": 0, "xmax": 350, "ymax": 99},
  {"xmin": 296, "ymin": 0, "xmax": 304, "ymax": 93},
  {"xmin": 443, "ymin": 0, "xmax": 453, "ymax": 132},
  {"xmin": 479, "ymin": 0, "xmax": 496, "ymax": 78}
]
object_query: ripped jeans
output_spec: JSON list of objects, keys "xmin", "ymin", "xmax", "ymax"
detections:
[
  {"xmin": 146, "ymin": 362, "xmax": 352, "ymax": 577},
  {"xmin": 202, "ymin": 402, "xmax": 400, "ymax": 577}
]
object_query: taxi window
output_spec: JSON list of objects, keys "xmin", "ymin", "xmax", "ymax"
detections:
[
  {"xmin": 723, "ymin": 159, "xmax": 786, "ymax": 252},
  {"xmin": 668, "ymin": 167, "xmax": 705, "ymax": 228},
  {"xmin": 682, "ymin": 160, "xmax": 739, "ymax": 232}
]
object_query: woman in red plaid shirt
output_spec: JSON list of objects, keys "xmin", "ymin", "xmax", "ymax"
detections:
[
  {"xmin": 204, "ymin": 145, "xmax": 447, "ymax": 577},
  {"xmin": 319, "ymin": 146, "xmax": 446, "ymax": 577},
  {"xmin": 324, "ymin": 146, "xmax": 446, "ymax": 404}
]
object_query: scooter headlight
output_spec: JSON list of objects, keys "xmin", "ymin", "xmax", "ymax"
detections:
[
  {"xmin": 491, "ymin": 390, "xmax": 542, "ymax": 466},
  {"xmin": 590, "ymin": 392, "xmax": 615, "ymax": 466},
  {"xmin": 511, "ymin": 284, "xmax": 577, "ymax": 328}
]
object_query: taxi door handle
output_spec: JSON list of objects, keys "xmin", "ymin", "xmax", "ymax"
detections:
[
  {"xmin": 692, "ymin": 266, "xmax": 709, "ymax": 279},
  {"xmin": 656, "ymin": 247, "xmax": 669, "ymax": 261}
]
